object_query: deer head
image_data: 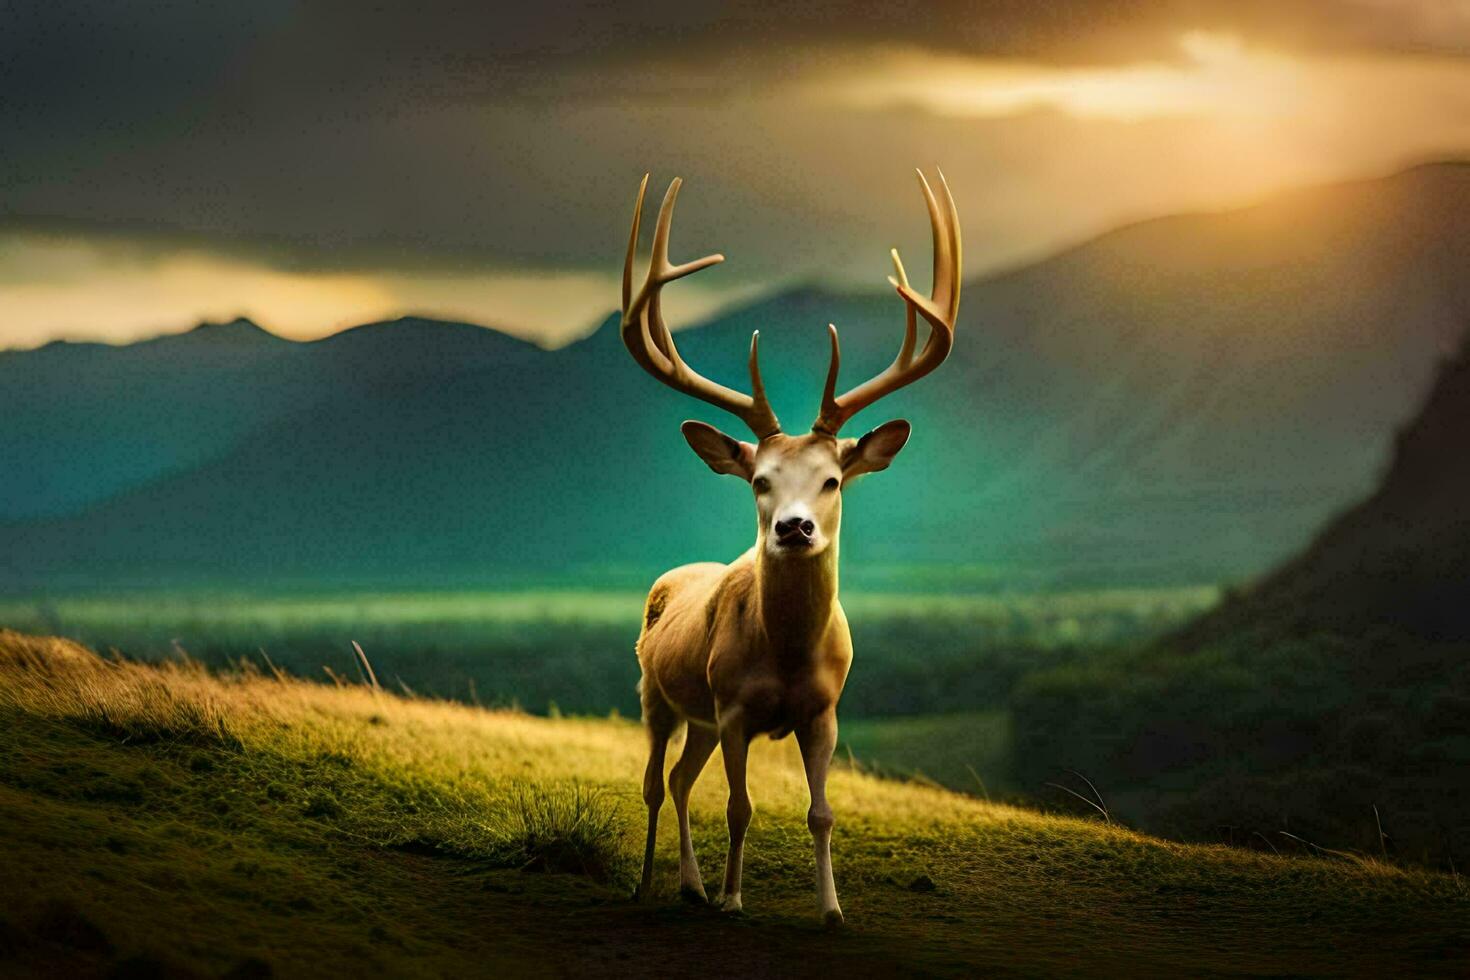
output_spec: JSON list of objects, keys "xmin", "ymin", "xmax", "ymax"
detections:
[{"xmin": 621, "ymin": 171, "xmax": 961, "ymax": 559}]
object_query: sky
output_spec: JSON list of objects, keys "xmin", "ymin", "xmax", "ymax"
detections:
[{"xmin": 3, "ymin": 0, "xmax": 1470, "ymax": 349}]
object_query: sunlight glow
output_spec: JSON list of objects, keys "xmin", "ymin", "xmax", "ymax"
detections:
[
  {"xmin": 811, "ymin": 33, "xmax": 1302, "ymax": 122},
  {"xmin": 0, "ymin": 235, "xmax": 769, "ymax": 350}
]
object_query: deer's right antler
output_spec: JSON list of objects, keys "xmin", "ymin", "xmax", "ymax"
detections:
[
  {"xmin": 812, "ymin": 169, "xmax": 962, "ymax": 436},
  {"xmin": 622, "ymin": 175, "xmax": 781, "ymax": 439}
]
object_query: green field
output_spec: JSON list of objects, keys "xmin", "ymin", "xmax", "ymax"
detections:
[
  {"xmin": 0, "ymin": 585, "xmax": 1217, "ymax": 717},
  {"xmin": 0, "ymin": 585, "xmax": 1219, "ymax": 642},
  {"xmin": 840, "ymin": 712, "xmax": 1014, "ymax": 796},
  {"xmin": 3, "ymin": 629, "xmax": 1465, "ymax": 977},
  {"xmin": 0, "ymin": 587, "xmax": 1213, "ymax": 815}
]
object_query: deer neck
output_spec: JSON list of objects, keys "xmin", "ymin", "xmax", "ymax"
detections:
[{"xmin": 754, "ymin": 537, "xmax": 840, "ymax": 654}]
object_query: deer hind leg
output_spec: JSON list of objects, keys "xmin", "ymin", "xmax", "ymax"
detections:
[
  {"xmin": 797, "ymin": 709, "xmax": 843, "ymax": 927},
  {"xmin": 716, "ymin": 710, "xmax": 752, "ymax": 913},
  {"xmin": 669, "ymin": 723, "xmax": 718, "ymax": 903},
  {"xmin": 636, "ymin": 688, "xmax": 677, "ymax": 901}
]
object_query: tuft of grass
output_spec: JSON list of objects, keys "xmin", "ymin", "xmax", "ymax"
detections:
[
  {"xmin": 0, "ymin": 630, "xmax": 244, "ymax": 751},
  {"xmin": 1043, "ymin": 769, "xmax": 1111, "ymax": 824},
  {"xmin": 480, "ymin": 784, "xmax": 632, "ymax": 882},
  {"xmin": 77, "ymin": 684, "xmax": 243, "ymax": 751},
  {"xmin": 378, "ymin": 783, "xmax": 635, "ymax": 884}
]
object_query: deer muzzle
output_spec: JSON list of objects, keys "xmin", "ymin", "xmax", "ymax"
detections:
[{"xmin": 773, "ymin": 516, "xmax": 816, "ymax": 549}]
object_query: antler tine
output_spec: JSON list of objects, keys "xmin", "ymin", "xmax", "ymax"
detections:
[
  {"xmin": 749, "ymin": 330, "xmax": 771, "ymax": 409},
  {"xmin": 819, "ymin": 323, "xmax": 841, "ymax": 416},
  {"xmin": 812, "ymin": 168, "xmax": 963, "ymax": 435},
  {"xmin": 621, "ymin": 173, "xmax": 648, "ymax": 315},
  {"xmin": 621, "ymin": 176, "xmax": 781, "ymax": 438},
  {"xmin": 889, "ymin": 248, "xmax": 918, "ymax": 369},
  {"xmin": 938, "ymin": 168, "xmax": 963, "ymax": 324}
]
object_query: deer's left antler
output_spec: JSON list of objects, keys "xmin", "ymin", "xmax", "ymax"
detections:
[{"xmin": 812, "ymin": 169, "xmax": 962, "ymax": 436}]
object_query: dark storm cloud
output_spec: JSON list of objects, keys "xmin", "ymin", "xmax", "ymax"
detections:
[
  {"xmin": 7, "ymin": 2, "xmax": 1465, "ymax": 138},
  {"xmin": 4, "ymin": 3, "xmax": 1461, "ymax": 116},
  {"xmin": 6, "ymin": 2, "xmax": 1464, "ymax": 104},
  {"xmin": 2, "ymin": 0, "xmax": 1466, "ymax": 281}
]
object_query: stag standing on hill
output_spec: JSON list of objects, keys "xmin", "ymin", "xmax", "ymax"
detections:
[{"xmin": 622, "ymin": 169, "xmax": 962, "ymax": 926}]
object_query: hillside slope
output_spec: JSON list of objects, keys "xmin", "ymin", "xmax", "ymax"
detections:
[
  {"xmin": 4, "ymin": 163, "xmax": 1470, "ymax": 589},
  {"xmin": 1011, "ymin": 343, "xmax": 1470, "ymax": 862},
  {"xmin": 1177, "ymin": 335, "xmax": 1470, "ymax": 643},
  {"xmin": 0, "ymin": 317, "xmax": 540, "ymax": 520},
  {"xmin": 1, "ymin": 630, "xmax": 1466, "ymax": 977}
]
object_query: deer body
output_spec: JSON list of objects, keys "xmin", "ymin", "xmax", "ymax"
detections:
[
  {"xmin": 619, "ymin": 171, "xmax": 961, "ymax": 925},
  {"xmin": 637, "ymin": 549, "xmax": 850, "ymax": 917},
  {"xmin": 639, "ymin": 542, "xmax": 850, "ymax": 744}
]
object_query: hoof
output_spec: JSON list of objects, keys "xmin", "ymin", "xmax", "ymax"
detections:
[
  {"xmin": 679, "ymin": 884, "xmax": 709, "ymax": 906},
  {"xmin": 823, "ymin": 908, "xmax": 845, "ymax": 930},
  {"xmin": 717, "ymin": 893, "xmax": 743, "ymax": 914}
]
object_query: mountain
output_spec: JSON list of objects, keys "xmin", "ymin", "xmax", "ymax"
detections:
[
  {"xmin": 0, "ymin": 316, "xmax": 537, "ymax": 519},
  {"xmin": 1010, "ymin": 342, "xmax": 1470, "ymax": 861},
  {"xmin": 1176, "ymin": 333, "xmax": 1470, "ymax": 642},
  {"xmin": 3, "ymin": 163, "xmax": 1470, "ymax": 591},
  {"xmin": 0, "ymin": 317, "xmax": 293, "ymax": 519}
]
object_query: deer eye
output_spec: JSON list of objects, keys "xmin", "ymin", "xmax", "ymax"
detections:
[
  {"xmin": 753, "ymin": 477, "xmax": 771, "ymax": 494},
  {"xmin": 823, "ymin": 477, "xmax": 840, "ymax": 492}
]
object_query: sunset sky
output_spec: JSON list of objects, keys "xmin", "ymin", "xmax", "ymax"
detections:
[{"xmin": 4, "ymin": 0, "xmax": 1470, "ymax": 349}]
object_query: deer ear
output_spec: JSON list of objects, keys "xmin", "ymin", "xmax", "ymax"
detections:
[
  {"xmin": 841, "ymin": 419, "xmax": 911, "ymax": 479},
  {"xmin": 681, "ymin": 421, "xmax": 756, "ymax": 480}
]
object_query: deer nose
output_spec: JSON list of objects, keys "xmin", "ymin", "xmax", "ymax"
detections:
[{"xmin": 774, "ymin": 517, "xmax": 815, "ymax": 538}]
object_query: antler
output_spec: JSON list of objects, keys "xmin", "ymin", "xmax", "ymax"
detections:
[
  {"xmin": 622, "ymin": 174, "xmax": 780, "ymax": 439},
  {"xmin": 812, "ymin": 169, "xmax": 962, "ymax": 436}
]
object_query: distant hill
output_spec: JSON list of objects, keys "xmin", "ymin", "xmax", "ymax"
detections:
[
  {"xmin": 1175, "ymin": 335, "xmax": 1470, "ymax": 642},
  {"xmin": 4, "ymin": 162, "xmax": 1470, "ymax": 591},
  {"xmin": 1010, "ymin": 341, "xmax": 1470, "ymax": 861},
  {"xmin": 0, "ymin": 318, "xmax": 294, "ymax": 518},
  {"xmin": 0, "ymin": 316, "xmax": 538, "ymax": 519}
]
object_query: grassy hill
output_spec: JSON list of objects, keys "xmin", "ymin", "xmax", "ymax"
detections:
[{"xmin": 2, "ymin": 630, "xmax": 1465, "ymax": 977}]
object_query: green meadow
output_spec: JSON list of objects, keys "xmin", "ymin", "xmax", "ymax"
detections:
[{"xmin": 0, "ymin": 585, "xmax": 1219, "ymax": 642}]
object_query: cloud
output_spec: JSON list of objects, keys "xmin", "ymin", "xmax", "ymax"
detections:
[
  {"xmin": 3, "ymin": 2, "xmax": 1469, "ymax": 349},
  {"xmin": 804, "ymin": 33, "xmax": 1302, "ymax": 122},
  {"xmin": 5, "ymin": 3, "xmax": 1466, "ymax": 137}
]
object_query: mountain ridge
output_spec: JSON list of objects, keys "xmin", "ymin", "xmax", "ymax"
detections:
[
  {"xmin": 1007, "ymin": 332, "xmax": 1470, "ymax": 862},
  {"xmin": 4, "ymin": 162, "xmax": 1469, "ymax": 589},
  {"xmin": 1173, "ymin": 333, "xmax": 1470, "ymax": 644},
  {"xmin": 13, "ymin": 161, "xmax": 1468, "ymax": 359}
]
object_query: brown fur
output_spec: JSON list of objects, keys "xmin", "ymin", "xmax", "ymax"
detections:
[
  {"xmin": 634, "ymin": 429, "xmax": 906, "ymax": 923},
  {"xmin": 638, "ymin": 548, "xmax": 852, "ymax": 738},
  {"xmin": 621, "ymin": 169, "xmax": 959, "ymax": 925}
]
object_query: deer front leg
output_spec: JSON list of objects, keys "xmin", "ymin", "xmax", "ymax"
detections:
[
  {"xmin": 797, "ymin": 709, "xmax": 843, "ymax": 927},
  {"xmin": 669, "ymin": 723, "xmax": 718, "ymax": 902},
  {"xmin": 716, "ymin": 710, "xmax": 752, "ymax": 913}
]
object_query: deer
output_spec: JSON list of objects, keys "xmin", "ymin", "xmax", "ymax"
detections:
[{"xmin": 621, "ymin": 169, "xmax": 961, "ymax": 927}]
